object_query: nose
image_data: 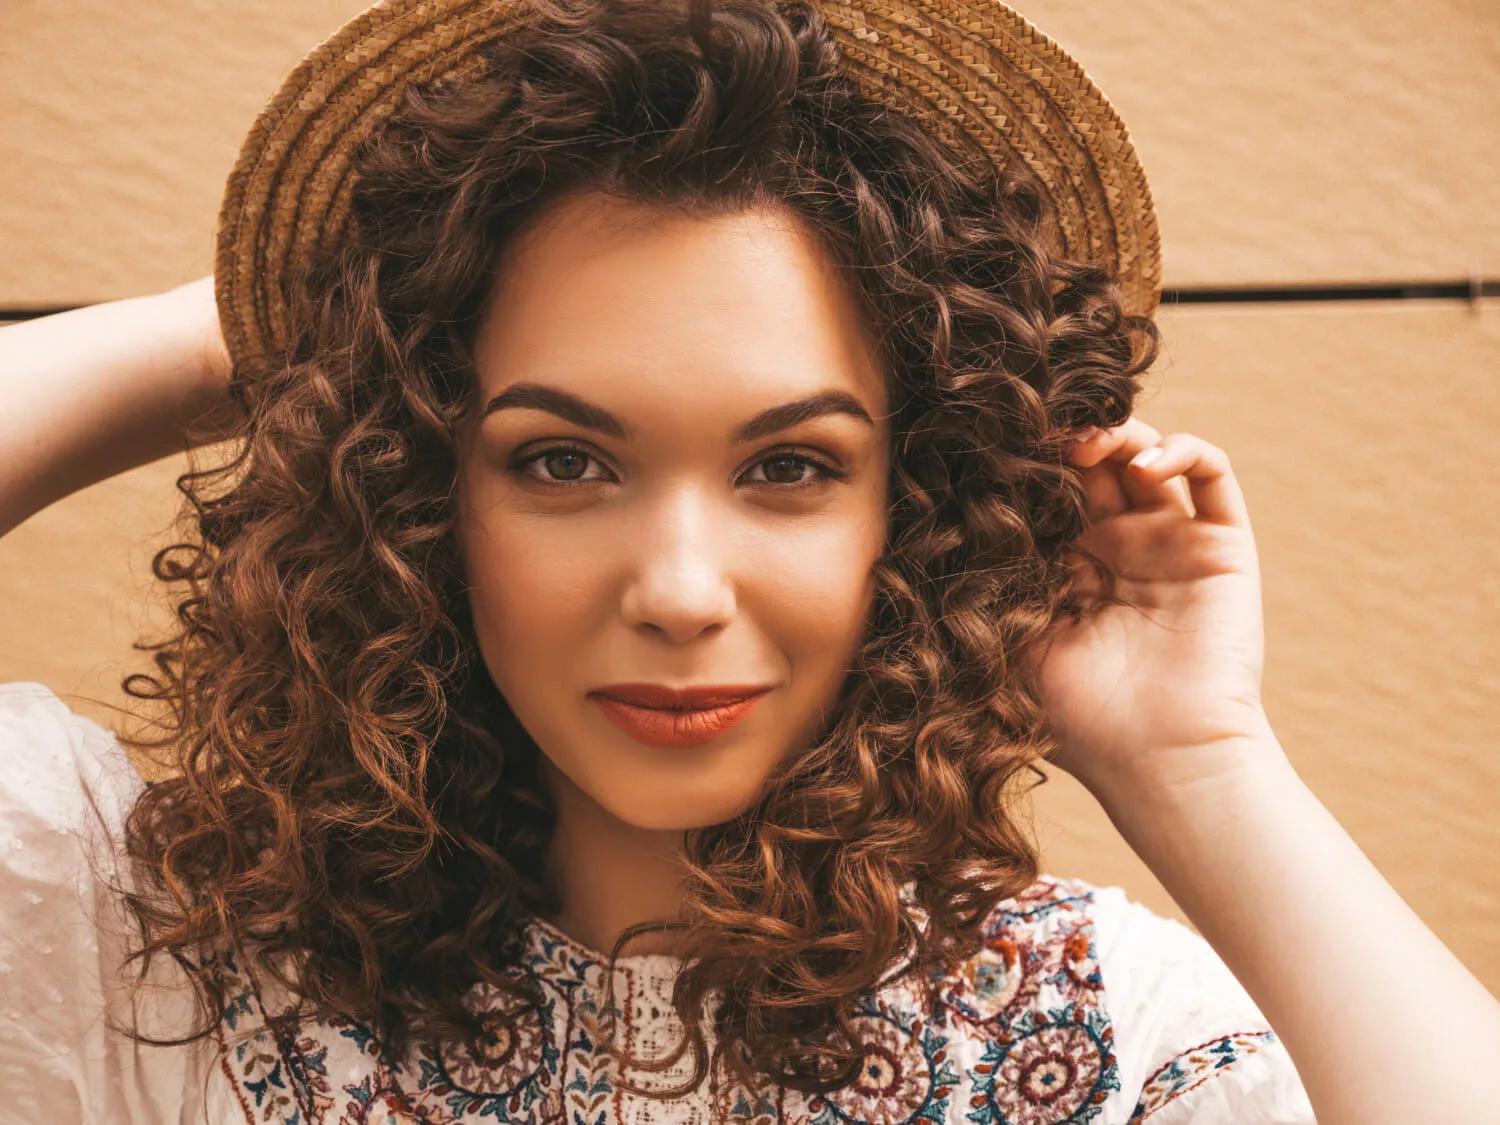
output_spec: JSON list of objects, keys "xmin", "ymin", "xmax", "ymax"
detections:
[{"xmin": 618, "ymin": 484, "xmax": 737, "ymax": 644}]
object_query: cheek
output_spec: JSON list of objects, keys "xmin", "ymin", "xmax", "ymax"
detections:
[
  {"xmin": 736, "ymin": 506, "xmax": 886, "ymax": 772},
  {"xmin": 459, "ymin": 511, "xmax": 610, "ymax": 705},
  {"xmin": 742, "ymin": 514, "xmax": 881, "ymax": 648},
  {"xmin": 467, "ymin": 523, "xmax": 596, "ymax": 641}
]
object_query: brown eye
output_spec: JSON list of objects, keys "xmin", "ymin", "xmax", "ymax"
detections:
[
  {"xmin": 762, "ymin": 454, "xmax": 810, "ymax": 484},
  {"xmin": 510, "ymin": 444, "xmax": 612, "ymax": 486},
  {"xmin": 741, "ymin": 450, "xmax": 843, "ymax": 488},
  {"xmin": 544, "ymin": 450, "xmax": 588, "ymax": 480}
]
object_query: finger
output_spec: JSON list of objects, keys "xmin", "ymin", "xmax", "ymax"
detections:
[
  {"xmin": 1071, "ymin": 419, "xmax": 1190, "ymax": 515},
  {"xmin": 1119, "ymin": 434, "xmax": 1196, "ymax": 515},
  {"xmin": 1068, "ymin": 417, "xmax": 1163, "ymax": 469},
  {"xmin": 1078, "ymin": 459, "xmax": 1131, "ymax": 520},
  {"xmin": 1069, "ymin": 421, "xmax": 1157, "ymax": 523},
  {"xmin": 1127, "ymin": 434, "xmax": 1250, "ymax": 527}
]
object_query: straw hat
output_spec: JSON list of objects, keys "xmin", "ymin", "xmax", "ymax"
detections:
[{"xmin": 214, "ymin": 0, "xmax": 1161, "ymax": 373}]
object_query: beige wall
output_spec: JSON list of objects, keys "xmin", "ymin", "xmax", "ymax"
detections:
[{"xmin": 1, "ymin": 1, "xmax": 1496, "ymax": 993}]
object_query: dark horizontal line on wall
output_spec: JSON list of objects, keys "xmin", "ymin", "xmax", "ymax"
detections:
[
  {"xmin": 1, "ymin": 279, "xmax": 1496, "ymax": 322},
  {"xmin": 1, "ymin": 305, "xmax": 79, "ymax": 320},
  {"xmin": 1163, "ymin": 279, "xmax": 1497, "ymax": 305}
]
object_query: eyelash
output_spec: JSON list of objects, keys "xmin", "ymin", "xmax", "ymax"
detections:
[{"xmin": 508, "ymin": 443, "xmax": 846, "ymax": 490}]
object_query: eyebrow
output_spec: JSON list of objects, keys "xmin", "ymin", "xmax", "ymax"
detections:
[{"xmin": 481, "ymin": 382, "xmax": 875, "ymax": 442}]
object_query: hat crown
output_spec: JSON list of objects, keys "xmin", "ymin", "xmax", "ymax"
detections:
[{"xmin": 215, "ymin": 0, "xmax": 1160, "ymax": 370}]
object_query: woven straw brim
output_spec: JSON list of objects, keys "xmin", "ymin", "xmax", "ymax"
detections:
[{"xmin": 214, "ymin": 0, "xmax": 1161, "ymax": 372}]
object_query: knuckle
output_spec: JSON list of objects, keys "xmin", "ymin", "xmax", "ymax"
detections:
[{"xmin": 1169, "ymin": 433, "xmax": 1226, "ymax": 462}]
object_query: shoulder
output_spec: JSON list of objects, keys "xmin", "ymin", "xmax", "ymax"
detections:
[
  {"xmin": 1076, "ymin": 880, "xmax": 1315, "ymax": 1123},
  {"xmin": 908, "ymin": 873, "xmax": 1315, "ymax": 1124},
  {"xmin": 0, "ymin": 680, "xmax": 146, "ymax": 887},
  {"xmin": 0, "ymin": 679, "xmax": 143, "ymax": 834},
  {"xmin": 0, "ymin": 679, "xmax": 144, "ymax": 892},
  {"xmin": 0, "ymin": 682, "xmax": 208, "ymax": 1121}
]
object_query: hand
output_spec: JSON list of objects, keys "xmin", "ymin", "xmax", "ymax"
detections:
[{"xmin": 1023, "ymin": 417, "xmax": 1276, "ymax": 800}]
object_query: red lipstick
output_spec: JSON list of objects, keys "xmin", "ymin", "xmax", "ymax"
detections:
[{"xmin": 588, "ymin": 683, "xmax": 771, "ymax": 748}]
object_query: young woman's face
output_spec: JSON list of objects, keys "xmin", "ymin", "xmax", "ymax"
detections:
[{"xmin": 456, "ymin": 192, "xmax": 890, "ymax": 831}]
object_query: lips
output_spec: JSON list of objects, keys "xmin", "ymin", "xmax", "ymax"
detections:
[{"xmin": 589, "ymin": 683, "xmax": 771, "ymax": 748}]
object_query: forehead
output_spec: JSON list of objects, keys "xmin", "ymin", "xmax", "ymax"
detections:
[{"xmin": 471, "ymin": 192, "xmax": 887, "ymax": 412}]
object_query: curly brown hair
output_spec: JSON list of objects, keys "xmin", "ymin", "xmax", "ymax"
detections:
[{"xmin": 112, "ymin": 0, "xmax": 1156, "ymax": 1103}]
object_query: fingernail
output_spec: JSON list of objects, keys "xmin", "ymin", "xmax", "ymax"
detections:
[{"xmin": 1131, "ymin": 447, "xmax": 1163, "ymax": 468}]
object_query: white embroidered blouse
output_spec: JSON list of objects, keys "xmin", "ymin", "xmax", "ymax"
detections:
[{"xmin": 0, "ymin": 681, "xmax": 1316, "ymax": 1124}]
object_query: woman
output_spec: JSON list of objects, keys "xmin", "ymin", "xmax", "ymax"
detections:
[{"xmin": 1, "ymin": 0, "xmax": 1496, "ymax": 1122}]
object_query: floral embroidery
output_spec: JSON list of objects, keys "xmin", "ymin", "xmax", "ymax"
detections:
[
  {"xmin": 409, "ymin": 986, "xmax": 563, "ymax": 1121},
  {"xmin": 803, "ymin": 991, "xmax": 960, "ymax": 1124},
  {"xmin": 203, "ymin": 876, "xmax": 1218, "ymax": 1124},
  {"xmin": 925, "ymin": 878, "xmax": 1121, "ymax": 1124},
  {"xmin": 1125, "ymin": 1031, "xmax": 1279, "ymax": 1123},
  {"xmin": 931, "ymin": 882, "xmax": 1102, "ymax": 1034},
  {"xmin": 963, "ymin": 1003, "xmax": 1118, "ymax": 1125}
]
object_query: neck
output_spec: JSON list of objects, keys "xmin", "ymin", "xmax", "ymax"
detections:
[{"xmin": 539, "ymin": 756, "xmax": 692, "ymax": 959}]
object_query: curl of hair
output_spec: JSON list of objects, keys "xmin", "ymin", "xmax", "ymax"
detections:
[{"xmin": 113, "ymin": 0, "xmax": 1157, "ymax": 1105}]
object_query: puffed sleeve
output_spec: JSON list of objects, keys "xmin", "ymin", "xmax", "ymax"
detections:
[
  {"xmin": 1089, "ymin": 884, "xmax": 1317, "ymax": 1124},
  {"xmin": 0, "ymin": 681, "xmax": 209, "ymax": 1125}
]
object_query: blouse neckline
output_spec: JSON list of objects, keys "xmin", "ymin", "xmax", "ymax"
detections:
[{"xmin": 521, "ymin": 911, "xmax": 684, "ymax": 973}]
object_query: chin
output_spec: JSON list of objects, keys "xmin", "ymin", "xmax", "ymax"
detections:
[{"xmin": 601, "ymin": 786, "xmax": 762, "ymax": 833}]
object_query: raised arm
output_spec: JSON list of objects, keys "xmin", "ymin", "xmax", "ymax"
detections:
[
  {"xmin": 1094, "ymin": 724, "xmax": 1500, "ymax": 1125},
  {"xmin": 0, "ymin": 276, "xmax": 239, "ymax": 539},
  {"xmin": 1029, "ymin": 416, "xmax": 1500, "ymax": 1124}
]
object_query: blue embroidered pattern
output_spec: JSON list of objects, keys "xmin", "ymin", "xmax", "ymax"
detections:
[{"xmin": 1124, "ymin": 1031, "xmax": 1280, "ymax": 1123}]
